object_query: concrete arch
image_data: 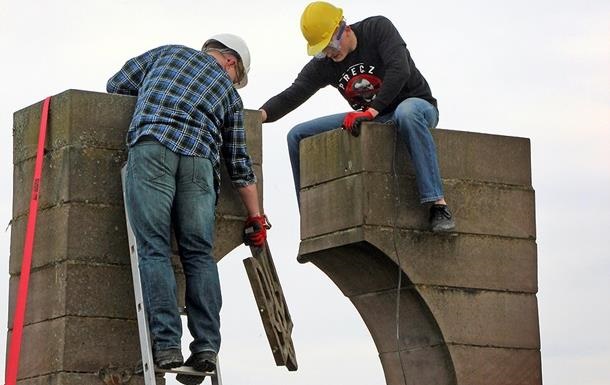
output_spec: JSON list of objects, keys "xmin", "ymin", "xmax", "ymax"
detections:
[
  {"xmin": 299, "ymin": 239, "xmax": 456, "ymax": 385},
  {"xmin": 297, "ymin": 124, "xmax": 542, "ymax": 385}
]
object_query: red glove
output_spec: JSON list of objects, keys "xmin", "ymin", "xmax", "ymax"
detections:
[
  {"xmin": 243, "ymin": 215, "xmax": 271, "ymax": 247},
  {"xmin": 342, "ymin": 109, "xmax": 375, "ymax": 135}
]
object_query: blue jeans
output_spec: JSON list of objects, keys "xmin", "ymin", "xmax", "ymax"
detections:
[
  {"xmin": 125, "ymin": 137, "xmax": 221, "ymax": 355},
  {"xmin": 287, "ymin": 97, "xmax": 443, "ymax": 204}
]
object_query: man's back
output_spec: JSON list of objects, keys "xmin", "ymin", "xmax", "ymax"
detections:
[{"xmin": 107, "ymin": 44, "xmax": 242, "ymax": 158}]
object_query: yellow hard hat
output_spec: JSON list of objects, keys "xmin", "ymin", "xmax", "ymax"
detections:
[{"xmin": 300, "ymin": 2, "xmax": 343, "ymax": 56}]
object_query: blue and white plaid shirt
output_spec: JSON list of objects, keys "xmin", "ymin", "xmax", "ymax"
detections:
[{"xmin": 107, "ymin": 44, "xmax": 256, "ymax": 195}]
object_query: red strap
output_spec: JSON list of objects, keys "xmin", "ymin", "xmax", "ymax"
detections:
[{"xmin": 5, "ymin": 97, "xmax": 51, "ymax": 385}]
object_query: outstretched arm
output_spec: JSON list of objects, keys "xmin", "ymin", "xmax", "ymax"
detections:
[
  {"xmin": 106, "ymin": 47, "xmax": 160, "ymax": 95},
  {"xmin": 238, "ymin": 183, "xmax": 261, "ymax": 217}
]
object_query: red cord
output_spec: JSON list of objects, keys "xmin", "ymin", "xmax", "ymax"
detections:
[{"xmin": 5, "ymin": 96, "xmax": 51, "ymax": 385}]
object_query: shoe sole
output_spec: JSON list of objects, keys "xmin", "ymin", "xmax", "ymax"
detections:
[
  {"xmin": 176, "ymin": 374, "xmax": 204, "ymax": 385},
  {"xmin": 156, "ymin": 359, "xmax": 184, "ymax": 370}
]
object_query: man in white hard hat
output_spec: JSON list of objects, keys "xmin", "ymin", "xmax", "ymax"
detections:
[
  {"xmin": 107, "ymin": 34, "xmax": 269, "ymax": 381},
  {"xmin": 260, "ymin": 1, "xmax": 455, "ymax": 232}
]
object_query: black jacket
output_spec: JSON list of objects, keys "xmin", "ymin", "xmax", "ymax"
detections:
[{"xmin": 261, "ymin": 16, "xmax": 437, "ymax": 122}]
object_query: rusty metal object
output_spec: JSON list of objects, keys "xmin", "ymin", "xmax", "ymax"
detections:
[{"xmin": 244, "ymin": 241, "xmax": 298, "ymax": 371}]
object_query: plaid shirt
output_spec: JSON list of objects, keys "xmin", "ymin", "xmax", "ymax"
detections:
[{"xmin": 107, "ymin": 44, "xmax": 256, "ymax": 195}]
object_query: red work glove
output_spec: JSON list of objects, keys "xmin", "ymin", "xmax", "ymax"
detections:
[
  {"xmin": 243, "ymin": 214, "xmax": 271, "ymax": 247},
  {"xmin": 342, "ymin": 109, "xmax": 375, "ymax": 137}
]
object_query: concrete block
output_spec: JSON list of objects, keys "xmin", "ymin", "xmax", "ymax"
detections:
[
  {"xmin": 10, "ymin": 205, "xmax": 69, "ymax": 274},
  {"xmin": 6, "ymin": 256, "xmax": 189, "ymax": 320},
  {"xmin": 63, "ymin": 263, "xmax": 134, "ymax": 320},
  {"xmin": 301, "ymin": 174, "xmax": 365, "ymax": 238},
  {"xmin": 434, "ymin": 128, "xmax": 531, "ymax": 187},
  {"xmin": 12, "ymin": 145, "xmax": 126, "ymax": 217},
  {"xmin": 7, "ymin": 319, "xmax": 64, "ymax": 378},
  {"xmin": 11, "ymin": 316, "xmax": 140, "ymax": 378},
  {"xmin": 298, "ymin": 228, "xmax": 366, "ymax": 266},
  {"xmin": 14, "ymin": 89, "xmax": 262, "ymax": 166},
  {"xmin": 13, "ymin": 90, "xmax": 135, "ymax": 164},
  {"xmin": 216, "ymin": 164, "xmax": 263, "ymax": 218},
  {"xmin": 11, "ymin": 317, "xmax": 140, "ymax": 379},
  {"xmin": 10, "ymin": 203, "xmax": 129, "ymax": 274},
  {"xmin": 63, "ymin": 317, "xmax": 140, "ymax": 373},
  {"xmin": 8, "ymin": 263, "xmax": 68, "ymax": 328},
  {"xmin": 8, "ymin": 262, "xmax": 135, "ymax": 327},
  {"xmin": 301, "ymin": 173, "xmax": 536, "ymax": 240},
  {"xmin": 211, "ymin": 216, "xmax": 247, "ymax": 261},
  {"xmin": 365, "ymin": 228, "xmax": 538, "ymax": 293},
  {"xmin": 300, "ymin": 227, "xmax": 537, "ymax": 293},
  {"xmin": 379, "ymin": 346, "xmax": 455, "ymax": 385},
  {"xmin": 17, "ymin": 371, "xmax": 156, "ymax": 385},
  {"xmin": 351, "ymin": 287, "xmax": 444, "ymax": 354},
  {"xmin": 299, "ymin": 124, "xmax": 531, "ymax": 189},
  {"xmin": 10, "ymin": 197, "xmax": 252, "ymax": 276},
  {"xmin": 418, "ymin": 286, "xmax": 540, "ymax": 349},
  {"xmin": 449, "ymin": 345, "xmax": 542, "ymax": 385}
]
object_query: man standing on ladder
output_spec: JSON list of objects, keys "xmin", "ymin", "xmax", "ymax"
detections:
[{"xmin": 107, "ymin": 33, "xmax": 269, "ymax": 379}]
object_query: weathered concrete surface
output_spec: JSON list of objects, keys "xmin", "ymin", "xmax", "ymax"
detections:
[
  {"xmin": 298, "ymin": 123, "xmax": 541, "ymax": 385},
  {"xmin": 18, "ymin": 372, "xmax": 158, "ymax": 385},
  {"xmin": 8, "ymin": 89, "xmax": 263, "ymax": 383},
  {"xmin": 300, "ymin": 173, "xmax": 535, "ymax": 239},
  {"xmin": 6, "ymin": 317, "xmax": 140, "ymax": 379}
]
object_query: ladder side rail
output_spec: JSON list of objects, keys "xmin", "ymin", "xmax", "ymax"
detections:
[
  {"xmin": 121, "ymin": 165, "xmax": 157, "ymax": 385},
  {"xmin": 212, "ymin": 359, "xmax": 222, "ymax": 385}
]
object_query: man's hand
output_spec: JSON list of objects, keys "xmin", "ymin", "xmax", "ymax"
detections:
[
  {"xmin": 341, "ymin": 108, "xmax": 377, "ymax": 136},
  {"xmin": 243, "ymin": 214, "xmax": 271, "ymax": 247},
  {"xmin": 259, "ymin": 109, "xmax": 267, "ymax": 123}
]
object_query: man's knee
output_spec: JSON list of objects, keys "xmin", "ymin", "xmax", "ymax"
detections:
[
  {"xmin": 395, "ymin": 98, "xmax": 425, "ymax": 119},
  {"xmin": 287, "ymin": 124, "xmax": 305, "ymax": 149},
  {"xmin": 395, "ymin": 98, "xmax": 437, "ymax": 130}
]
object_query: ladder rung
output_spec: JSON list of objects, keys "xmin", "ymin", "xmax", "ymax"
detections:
[{"xmin": 157, "ymin": 365, "xmax": 216, "ymax": 377}]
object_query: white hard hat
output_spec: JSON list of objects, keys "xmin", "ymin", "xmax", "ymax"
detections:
[{"xmin": 204, "ymin": 33, "xmax": 251, "ymax": 88}]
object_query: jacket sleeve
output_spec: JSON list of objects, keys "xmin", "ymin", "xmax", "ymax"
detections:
[
  {"xmin": 260, "ymin": 59, "xmax": 330, "ymax": 122},
  {"xmin": 106, "ymin": 47, "xmax": 160, "ymax": 96},
  {"xmin": 221, "ymin": 103, "xmax": 257, "ymax": 189},
  {"xmin": 367, "ymin": 17, "xmax": 411, "ymax": 113}
]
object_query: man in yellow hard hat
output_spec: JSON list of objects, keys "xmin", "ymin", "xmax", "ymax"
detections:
[{"xmin": 259, "ymin": 1, "xmax": 455, "ymax": 232}]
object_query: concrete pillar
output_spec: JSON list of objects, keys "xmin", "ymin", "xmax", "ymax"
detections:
[
  {"xmin": 298, "ymin": 124, "xmax": 541, "ymax": 385},
  {"xmin": 8, "ymin": 90, "xmax": 262, "ymax": 384}
]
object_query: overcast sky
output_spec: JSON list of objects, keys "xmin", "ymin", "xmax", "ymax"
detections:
[{"xmin": 1, "ymin": 1, "xmax": 609, "ymax": 384}]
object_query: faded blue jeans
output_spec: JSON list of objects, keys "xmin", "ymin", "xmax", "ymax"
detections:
[
  {"xmin": 287, "ymin": 97, "xmax": 443, "ymax": 205},
  {"xmin": 125, "ymin": 137, "xmax": 221, "ymax": 355}
]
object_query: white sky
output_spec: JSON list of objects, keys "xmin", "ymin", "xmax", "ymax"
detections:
[{"xmin": 1, "ymin": 1, "xmax": 609, "ymax": 384}]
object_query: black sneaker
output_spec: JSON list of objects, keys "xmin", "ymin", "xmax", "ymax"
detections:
[
  {"xmin": 429, "ymin": 204, "xmax": 456, "ymax": 232},
  {"xmin": 191, "ymin": 351, "xmax": 217, "ymax": 372},
  {"xmin": 176, "ymin": 351, "xmax": 217, "ymax": 385},
  {"xmin": 154, "ymin": 348, "xmax": 183, "ymax": 369},
  {"xmin": 176, "ymin": 371, "xmax": 204, "ymax": 385}
]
